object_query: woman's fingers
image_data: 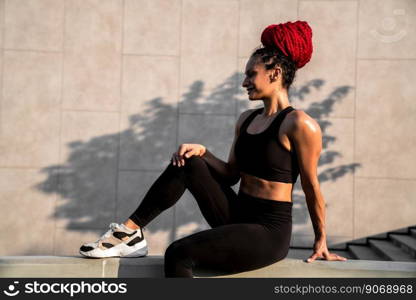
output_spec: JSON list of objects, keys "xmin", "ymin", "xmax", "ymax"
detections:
[
  {"xmin": 306, "ymin": 253, "xmax": 319, "ymax": 263},
  {"xmin": 171, "ymin": 153, "xmax": 179, "ymax": 166},
  {"xmin": 176, "ymin": 145, "xmax": 191, "ymax": 167},
  {"xmin": 306, "ymin": 251, "xmax": 348, "ymax": 263},
  {"xmin": 322, "ymin": 252, "xmax": 348, "ymax": 261},
  {"xmin": 176, "ymin": 154, "xmax": 183, "ymax": 167},
  {"xmin": 178, "ymin": 144, "xmax": 189, "ymax": 157},
  {"xmin": 172, "ymin": 144, "xmax": 204, "ymax": 167},
  {"xmin": 171, "ymin": 153, "xmax": 185, "ymax": 167},
  {"xmin": 330, "ymin": 253, "xmax": 347, "ymax": 261},
  {"xmin": 336, "ymin": 255, "xmax": 347, "ymax": 261}
]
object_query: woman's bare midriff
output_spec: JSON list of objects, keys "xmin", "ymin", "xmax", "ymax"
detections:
[
  {"xmin": 239, "ymin": 172, "xmax": 293, "ymax": 202},
  {"xmin": 236, "ymin": 108, "xmax": 297, "ymax": 202}
]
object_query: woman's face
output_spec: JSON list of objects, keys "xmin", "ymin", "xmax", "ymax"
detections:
[{"xmin": 242, "ymin": 56, "xmax": 278, "ymax": 100}]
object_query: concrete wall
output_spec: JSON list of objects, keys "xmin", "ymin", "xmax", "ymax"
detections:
[{"xmin": 0, "ymin": 0, "xmax": 415, "ymax": 256}]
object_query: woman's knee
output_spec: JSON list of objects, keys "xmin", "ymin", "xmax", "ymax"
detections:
[
  {"xmin": 184, "ymin": 155, "xmax": 206, "ymax": 169},
  {"xmin": 168, "ymin": 155, "xmax": 205, "ymax": 170},
  {"xmin": 165, "ymin": 156, "xmax": 209, "ymax": 185},
  {"xmin": 164, "ymin": 240, "xmax": 194, "ymax": 276},
  {"xmin": 165, "ymin": 240, "xmax": 188, "ymax": 260}
]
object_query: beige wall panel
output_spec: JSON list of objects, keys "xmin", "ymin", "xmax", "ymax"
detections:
[
  {"xmin": 0, "ymin": 169, "xmax": 56, "ymax": 255},
  {"xmin": 180, "ymin": 0, "xmax": 238, "ymax": 114},
  {"xmin": 63, "ymin": 0, "xmax": 122, "ymax": 111},
  {"xmin": 4, "ymin": 0, "xmax": 63, "ymax": 51},
  {"xmin": 358, "ymin": 0, "xmax": 416, "ymax": 58},
  {"xmin": 355, "ymin": 60, "xmax": 416, "ymax": 179},
  {"xmin": 0, "ymin": 51, "xmax": 60, "ymax": 167},
  {"xmin": 355, "ymin": 177, "xmax": 416, "ymax": 238},
  {"xmin": 124, "ymin": 0, "xmax": 181, "ymax": 55}
]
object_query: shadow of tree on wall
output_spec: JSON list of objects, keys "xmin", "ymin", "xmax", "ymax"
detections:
[
  {"xmin": 35, "ymin": 73, "xmax": 361, "ymax": 244},
  {"xmin": 289, "ymin": 81, "xmax": 362, "ymax": 235}
]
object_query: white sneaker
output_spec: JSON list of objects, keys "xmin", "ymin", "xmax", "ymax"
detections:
[{"xmin": 79, "ymin": 223, "xmax": 148, "ymax": 258}]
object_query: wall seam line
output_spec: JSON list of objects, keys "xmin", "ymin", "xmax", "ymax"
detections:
[
  {"xmin": 114, "ymin": 0, "xmax": 125, "ymax": 224},
  {"xmin": 352, "ymin": 0, "xmax": 360, "ymax": 240},
  {"xmin": 53, "ymin": 0, "xmax": 66, "ymax": 256}
]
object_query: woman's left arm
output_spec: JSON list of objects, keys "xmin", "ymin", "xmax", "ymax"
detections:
[{"xmin": 290, "ymin": 111, "xmax": 347, "ymax": 263}]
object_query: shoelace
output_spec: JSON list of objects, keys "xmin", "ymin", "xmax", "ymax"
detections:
[
  {"xmin": 94, "ymin": 222, "xmax": 144, "ymax": 244},
  {"xmin": 96, "ymin": 222, "xmax": 120, "ymax": 242}
]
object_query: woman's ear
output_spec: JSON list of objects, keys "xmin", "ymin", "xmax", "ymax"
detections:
[
  {"xmin": 270, "ymin": 67, "xmax": 281, "ymax": 82},
  {"xmin": 269, "ymin": 68, "xmax": 279, "ymax": 82},
  {"xmin": 274, "ymin": 66, "xmax": 282, "ymax": 78}
]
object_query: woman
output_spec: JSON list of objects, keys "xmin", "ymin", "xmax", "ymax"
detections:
[{"xmin": 80, "ymin": 20, "xmax": 347, "ymax": 277}]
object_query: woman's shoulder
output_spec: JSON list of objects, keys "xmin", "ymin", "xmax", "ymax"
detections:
[
  {"xmin": 235, "ymin": 109, "xmax": 259, "ymax": 135},
  {"xmin": 288, "ymin": 108, "xmax": 321, "ymax": 135},
  {"xmin": 241, "ymin": 108, "xmax": 260, "ymax": 115},
  {"xmin": 237, "ymin": 108, "xmax": 259, "ymax": 123}
]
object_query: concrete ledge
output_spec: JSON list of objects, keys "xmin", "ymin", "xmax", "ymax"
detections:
[
  {"xmin": 1, "ymin": 256, "xmax": 415, "ymax": 278},
  {"xmin": 206, "ymin": 259, "xmax": 416, "ymax": 278},
  {"xmin": 0, "ymin": 256, "xmax": 164, "ymax": 278}
]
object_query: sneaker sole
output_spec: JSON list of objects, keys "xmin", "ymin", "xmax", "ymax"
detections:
[{"xmin": 80, "ymin": 239, "xmax": 148, "ymax": 258}]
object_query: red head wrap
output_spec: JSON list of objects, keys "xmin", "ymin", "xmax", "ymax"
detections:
[{"xmin": 260, "ymin": 21, "xmax": 313, "ymax": 69}]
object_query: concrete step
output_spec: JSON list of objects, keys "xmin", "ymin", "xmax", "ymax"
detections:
[
  {"xmin": 390, "ymin": 234, "xmax": 416, "ymax": 258},
  {"xmin": 348, "ymin": 245, "xmax": 384, "ymax": 261},
  {"xmin": 369, "ymin": 239, "xmax": 416, "ymax": 262},
  {"xmin": 337, "ymin": 226, "xmax": 414, "ymax": 247},
  {"xmin": 365, "ymin": 227, "xmax": 410, "ymax": 239},
  {"xmin": 1, "ymin": 256, "xmax": 416, "ymax": 278},
  {"xmin": 410, "ymin": 229, "xmax": 416, "ymax": 238}
]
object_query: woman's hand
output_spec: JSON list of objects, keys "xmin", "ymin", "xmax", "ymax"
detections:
[
  {"xmin": 171, "ymin": 144, "xmax": 206, "ymax": 167},
  {"xmin": 306, "ymin": 238, "xmax": 347, "ymax": 263}
]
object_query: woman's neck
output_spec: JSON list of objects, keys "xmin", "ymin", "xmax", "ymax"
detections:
[{"xmin": 260, "ymin": 90, "xmax": 290, "ymax": 117}]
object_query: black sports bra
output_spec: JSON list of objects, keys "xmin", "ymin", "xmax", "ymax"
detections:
[{"xmin": 234, "ymin": 106, "xmax": 300, "ymax": 183}]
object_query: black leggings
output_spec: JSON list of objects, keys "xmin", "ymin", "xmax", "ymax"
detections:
[{"xmin": 129, "ymin": 156, "xmax": 293, "ymax": 277}]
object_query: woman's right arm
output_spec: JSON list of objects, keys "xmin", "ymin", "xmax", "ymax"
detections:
[
  {"xmin": 172, "ymin": 110, "xmax": 253, "ymax": 185},
  {"xmin": 201, "ymin": 110, "xmax": 253, "ymax": 185}
]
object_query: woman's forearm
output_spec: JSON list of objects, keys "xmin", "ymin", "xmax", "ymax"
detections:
[
  {"xmin": 201, "ymin": 148, "xmax": 237, "ymax": 184},
  {"xmin": 304, "ymin": 186, "xmax": 327, "ymax": 239}
]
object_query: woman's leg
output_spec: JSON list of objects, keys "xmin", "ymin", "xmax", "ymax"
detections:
[
  {"xmin": 128, "ymin": 155, "xmax": 238, "ymax": 229},
  {"xmin": 164, "ymin": 222, "xmax": 292, "ymax": 277}
]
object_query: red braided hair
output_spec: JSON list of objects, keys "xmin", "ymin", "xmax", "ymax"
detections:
[{"xmin": 260, "ymin": 21, "xmax": 313, "ymax": 69}]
